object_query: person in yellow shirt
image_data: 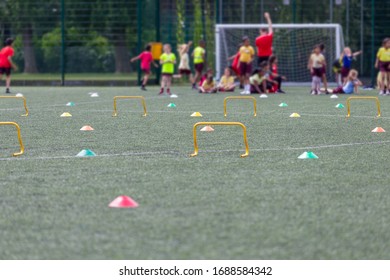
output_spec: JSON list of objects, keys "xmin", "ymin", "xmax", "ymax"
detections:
[
  {"xmin": 192, "ymin": 40, "xmax": 206, "ymax": 89},
  {"xmin": 199, "ymin": 74, "xmax": 217, "ymax": 93},
  {"xmin": 238, "ymin": 36, "xmax": 255, "ymax": 94},
  {"xmin": 375, "ymin": 38, "xmax": 390, "ymax": 95},
  {"xmin": 217, "ymin": 67, "xmax": 235, "ymax": 92},
  {"xmin": 159, "ymin": 44, "xmax": 176, "ymax": 95},
  {"xmin": 308, "ymin": 45, "xmax": 326, "ymax": 95}
]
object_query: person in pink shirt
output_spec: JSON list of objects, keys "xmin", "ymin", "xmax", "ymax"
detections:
[
  {"xmin": 0, "ymin": 38, "xmax": 17, "ymax": 94},
  {"xmin": 130, "ymin": 44, "xmax": 158, "ymax": 91},
  {"xmin": 255, "ymin": 12, "xmax": 273, "ymax": 66}
]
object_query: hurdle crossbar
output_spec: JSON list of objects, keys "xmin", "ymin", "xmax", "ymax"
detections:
[
  {"xmin": 223, "ymin": 96, "xmax": 257, "ymax": 117},
  {"xmin": 0, "ymin": 96, "xmax": 29, "ymax": 116},
  {"xmin": 0, "ymin": 122, "xmax": 25, "ymax": 156},
  {"xmin": 190, "ymin": 122, "xmax": 249, "ymax": 158},
  {"xmin": 112, "ymin": 96, "xmax": 147, "ymax": 117},
  {"xmin": 346, "ymin": 96, "xmax": 381, "ymax": 118}
]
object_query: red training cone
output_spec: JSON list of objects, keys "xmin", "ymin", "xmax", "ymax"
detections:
[
  {"xmin": 372, "ymin": 127, "xmax": 386, "ymax": 133},
  {"xmin": 109, "ymin": 195, "xmax": 139, "ymax": 208}
]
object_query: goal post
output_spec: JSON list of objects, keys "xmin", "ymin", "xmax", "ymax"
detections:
[{"xmin": 215, "ymin": 24, "xmax": 344, "ymax": 83}]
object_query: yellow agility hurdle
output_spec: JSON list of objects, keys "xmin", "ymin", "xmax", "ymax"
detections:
[
  {"xmin": 0, "ymin": 122, "xmax": 25, "ymax": 156},
  {"xmin": 0, "ymin": 96, "xmax": 29, "ymax": 116},
  {"xmin": 346, "ymin": 96, "xmax": 381, "ymax": 118},
  {"xmin": 190, "ymin": 122, "xmax": 249, "ymax": 158},
  {"xmin": 224, "ymin": 96, "xmax": 257, "ymax": 117},
  {"xmin": 112, "ymin": 96, "xmax": 147, "ymax": 117}
]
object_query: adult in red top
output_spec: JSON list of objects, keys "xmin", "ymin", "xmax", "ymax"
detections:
[
  {"xmin": 0, "ymin": 38, "xmax": 17, "ymax": 94},
  {"xmin": 255, "ymin": 12, "xmax": 273, "ymax": 66}
]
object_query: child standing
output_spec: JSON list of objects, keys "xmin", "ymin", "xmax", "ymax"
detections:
[
  {"xmin": 238, "ymin": 36, "xmax": 255, "ymax": 95},
  {"xmin": 227, "ymin": 44, "xmax": 242, "ymax": 87},
  {"xmin": 341, "ymin": 47, "xmax": 362, "ymax": 83},
  {"xmin": 375, "ymin": 38, "xmax": 390, "ymax": 95},
  {"xmin": 319, "ymin": 43, "xmax": 329, "ymax": 93},
  {"xmin": 159, "ymin": 44, "xmax": 176, "ymax": 95},
  {"xmin": 268, "ymin": 55, "xmax": 286, "ymax": 93},
  {"xmin": 176, "ymin": 41, "xmax": 194, "ymax": 84},
  {"xmin": 192, "ymin": 40, "xmax": 206, "ymax": 89},
  {"xmin": 332, "ymin": 69, "xmax": 362, "ymax": 94},
  {"xmin": 199, "ymin": 74, "xmax": 217, "ymax": 93},
  {"xmin": 130, "ymin": 44, "xmax": 157, "ymax": 91},
  {"xmin": 308, "ymin": 45, "xmax": 326, "ymax": 95},
  {"xmin": 217, "ymin": 67, "xmax": 235, "ymax": 92},
  {"xmin": 0, "ymin": 38, "xmax": 17, "ymax": 94}
]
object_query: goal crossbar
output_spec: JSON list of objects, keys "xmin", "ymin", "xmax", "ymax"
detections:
[{"xmin": 215, "ymin": 23, "xmax": 343, "ymax": 82}]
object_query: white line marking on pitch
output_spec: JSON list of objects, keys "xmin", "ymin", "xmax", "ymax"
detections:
[{"xmin": 1, "ymin": 140, "xmax": 390, "ymax": 162}]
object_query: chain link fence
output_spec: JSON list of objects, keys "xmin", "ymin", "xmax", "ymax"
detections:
[{"xmin": 0, "ymin": 0, "xmax": 388, "ymax": 85}]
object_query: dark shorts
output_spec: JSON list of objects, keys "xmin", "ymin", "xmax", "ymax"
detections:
[
  {"xmin": 162, "ymin": 73, "xmax": 173, "ymax": 77},
  {"xmin": 0, "ymin": 67, "xmax": 11, "ymax": 76},
  {"xmin": 312, "ymin": 67, "xmax": 324, "ymax": 77},
  {"xmin": 141, "ymin": 68, "xmax": 151, "ymax": 75},
  {"xmin": 250, "ymin": 84, "xmax": 264, "ymax": 94},
  {"xmin": 257, "ymin": 56, "xmax": 270, "ymax": 66},
  {"xmin": 332, "ymin": 86, "xmax": 345, "ymax": 94},
  {"xmin": 379, "ymin": 61, "xmax": 390, "ymax": 72},
  {"xmin": 322, "ymin": 65, "xmax": 327, "ymax": 74},
  {"xmin": 239, "ymin": 62, "xmax": 252, "ymax": 76},
  {"xmin": 194, "ymin": 63, "xmax": 204, "ymax": 73},
  {"xmin": 341, "ymin": 67, "xmax": 350, "ymax": 78},
  {"xmin": 179, "ymin": 69, "xmax": 192, "ymax": 75}
]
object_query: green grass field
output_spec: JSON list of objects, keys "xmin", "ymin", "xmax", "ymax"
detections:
[{"xmin": 1, "ymin": 86, "xmax": 390, "ymax": 260}]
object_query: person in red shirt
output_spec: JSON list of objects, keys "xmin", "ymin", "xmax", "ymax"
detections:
[
  {"xmin": 130, "ymin": 44, "xmax": 158, "ymax": 91},
  {"xmin": 255, "ymin": 12, "xmax": 273, "ymax": 66},
  {"xmin": 0, "ymin": 38, "xmax": 17, "ymax": 94},
  {"xmin": 268, "ymin": 55, "xmax": 286, "ymax": 93},
  {"xmin": 227, "ymin": 44, "xmax": 242, "ymax": 88}
]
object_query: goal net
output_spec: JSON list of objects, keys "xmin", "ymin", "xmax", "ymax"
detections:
[{"xmin": 215, "ymin": 24, "xmax": 344, "ymax": 83}]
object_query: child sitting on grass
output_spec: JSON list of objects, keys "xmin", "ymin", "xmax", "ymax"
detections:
[
  {"xmin": 217, "ymin": 67, "xmax": 235, "ymax": 92},
  {"xmin": 331, "ymin": 69, "xmax": 362, "ymax": 94},
  {"xmin": 268, "ymin": 55, "xmax": 286, "ymax": 93},
  {"xmin": 199, "ymin": 74, "xmax": 217, "ymax": 93},
  {"xmin": 249, "ymin": 68, "xmax": 266, "ymax": 94},
  {"xmin": 199, "ymin": 68, "xmax": 213, "ymax": 87}
]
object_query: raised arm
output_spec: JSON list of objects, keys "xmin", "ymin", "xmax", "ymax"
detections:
[
  {"xmin": 264, "ymin": 12, "xmax": 273, "ymax": 34},
  {"xmin": 352, "ymin": 50, "xmax": 362, "ymax": 57}
]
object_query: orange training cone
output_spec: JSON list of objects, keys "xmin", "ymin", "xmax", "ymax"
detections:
[
  {"xmin": 80, "ymin": 125, "xmax": 94, "ymax": 131},
  {"xmin": 372, "ymin": 127, "xmax": 386, "ymax": 133},
  {"xmin": 109, "ymin": 196, "xmax": 139, "ymax": 208}
]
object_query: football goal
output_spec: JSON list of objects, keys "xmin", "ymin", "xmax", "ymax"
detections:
[{"xmin": 215, "ymin": 24, "xmax": 344, "ymax": 83}]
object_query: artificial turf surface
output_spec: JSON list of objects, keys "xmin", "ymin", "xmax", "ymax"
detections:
[{"xmin": 1, "ymin": 86, "xmax": 390, "ymax": 259}]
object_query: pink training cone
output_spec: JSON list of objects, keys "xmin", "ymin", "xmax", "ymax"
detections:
[
  {"xmin": 109, "ymin": 195, "xmax": 139, "ymax": 208},
  {"xmin": 200, "ymin": 126, "xmax": 214, "ymax": 132},
  {"xmin": 372, "ymin": 127, "xmax": 386, "ymax": 133},
  {"xmin": 80, "ymin": 125, "xmax": 94, "ymax": 131}
]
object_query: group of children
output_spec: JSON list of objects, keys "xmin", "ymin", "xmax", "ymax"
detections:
[
  {"xmin": 308, "ymin": 38, "xmax": 389, "ymax": 96},
  {"xmin": 1, "ymin": 21, "xmax": 389, "ymax": 96},
  {"xmin": 128, "ymin": 8, "xmax": 388, "ymax": 98}
]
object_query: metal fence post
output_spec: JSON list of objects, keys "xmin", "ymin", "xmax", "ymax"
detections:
[
  {"xmin": 137, "ymin": 0, "xmax": 143, "ymax": 86},
  {"xmin": 60, "ymin": 0, "xmax": 65, "ymax": 86}
]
